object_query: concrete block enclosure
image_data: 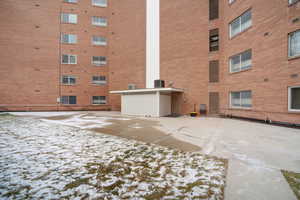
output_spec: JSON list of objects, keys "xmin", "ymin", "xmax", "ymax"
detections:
[
  {"xmin": 110, "ymin": 88, "xmax": 184, "ymax": 117},
  {"xmin": 0, "ymin": 0, "xmax": 299, "ymax": 124}
]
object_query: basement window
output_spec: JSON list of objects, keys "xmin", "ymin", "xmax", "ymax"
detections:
[
  {"xmin": 61, "ymin": 33, "xmax": 77, "ymax": 44},
  {"xmin": 62, "ymin": 54, "xmax": 77, "ymax": 64},
  {"xmin": 92, "ymin": 96, "xmax": 106, "ymax": 105},
  {"xmin": 62, "ymin": 75, "xmax": 76, "ymax": 85},
  {"xmin": 209, "ymin": 29, "xmax": 219, "ymax": 52},
  {"xmin": 92, "ymin": 36, "xmax": 107, "ymax": 46},
  {"xmin": 230, "ymin": 91, "xmax": 252, "ymax": 108},
  {"xmin": 92, "ymin": 56, "xmax": 106, "ymax": 66},
  {"xmin": 230, "ymin": 49, "xmax": 252, "ymax": 73},
  {"xmin": 92, "ymin": 0, "xmax": 107, "ymax": 7},
  {"xmin": 92, "ymin": 16, "xmax": 107, "ymax": 26},
  {"xmin": 229, "ymin": 10, "xmax": 251, "ymax": 38},
  {"xmin": 288, "ymin": 30, "xmax": 300, "ymax": 58},
  {"xmin": 61, "ymin": 13, "xmax": 77, "ymax": 24},
  {"xmin": 289, "ymin": 86, "xmax": 300, "ymax": 111},
  {"xmin": 92, "ymin": 76, "xmax": 106, "ymax": 85},
  {"xmin": 61, "ymin": 96, "xmax": 77, "ymax": 105}
]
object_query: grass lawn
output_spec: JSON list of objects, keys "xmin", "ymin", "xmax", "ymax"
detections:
[
  {"xmin": 282, "ymin": 170, "xmax": 300, "ymax": 200},
  {"xmin": 0, "ymin": 113, "xmax": 227, "ymax": 199}
]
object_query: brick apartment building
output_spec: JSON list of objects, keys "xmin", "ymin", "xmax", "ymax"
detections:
[{"xmin": 0, "ymin": 0, "xmax": 299, "ymax": 124}]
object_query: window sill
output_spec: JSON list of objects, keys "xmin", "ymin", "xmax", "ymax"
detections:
[
  {"xmin": 288, "ymin": 0, "xmax": 300, "ymax": 7},
  {"xmin": 229, "ymin": 26, "xmax": 252, "ymax": 40},
  {"xmin": 229, "ymin": 107, "xmax": 252, "ymax": 111},
  {"xmin": 288, "ymin": 109, "xmax": 300, "ymax": 113},
  {"xmin": 61, "ymin": 43, "xmax": 77, "ymax": 45},
  {"xmin": 62, "ymin": 84, "xmax": 76, "ymax": 86},
  {"xmin": 288, "ymin": 55, "xmax": 300, "ymax": 61},
  {"xmin": 92, "ymin": 5, "xmax": 107, "ymax": 8},
  {"xmin": 61, "ymin": 104, "xmax": 77, "ymax": 106},
  {"xmin": 229, "ymin": 68, "xmax": 252, "ymax": 75},
  {"xmin": 61, "ymin": 22, "xmax": 77, "ymax": 25},
  {"xmin": 92, "ymin": 104, "xmax": 107, "ymax": 106}
]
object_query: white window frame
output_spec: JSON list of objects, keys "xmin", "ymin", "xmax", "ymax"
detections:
[
  {"xmin": 61, "ymin": 13, "xmax": 78, "ymax": 24},
  {"xmin": 229, "ymin": 10, "xmax": 252, "ymax": 38},
  {"xmin": 289, "ymin": 0, "xmax": 299, "ymax": 5},
  {"xmin": 92, "ymin": 76, "xmax": 107, "ymax": 85},
  {"xmin": 64, "ymin": 0, "xmax": 78, "ymax": 3},
  {"xmin": 92, "ymin": 96, "xmax": 107, "ymax": 105},
  {"xmin": 229, "ymin": 49, "xmax": 252, "ymax": 73},
  {"xmin": 61, "ymin": 75, "xmax": 76, "ymax": 85},
  {"xmin": 92, "ymin": 16, "xmax": 107, "ymax": 27},
  {"xmin": 62, "ymin": 54, "xmax": 77, "ymax": 64},
  {"xmin": 61, "ymin": 33, "xmax": 77, "ymax": 44},
  {"xmin": 288, "ymin": 30, "xmax": 300, "ymax": 58},
  {"xmin": 92, "ymin": 36, "xmax": 107, "ymax": 46},
  {"xmin": 92, "ymin": 0, "xmax": 107, "ymax": 7},
  {"xmin": 92, "ymin": 56, "xmax": 106, "ymax": 66},
  {"xmin": 288, "ymin": 86, "xmax": 300, "ymax": 112},
  {"xmin": 61, "ymin": 96, "xmax": 77, "ymax": 105},
  {"xmin": 230, "ymin": 91, "xmax": 252, "ymax": 109}
]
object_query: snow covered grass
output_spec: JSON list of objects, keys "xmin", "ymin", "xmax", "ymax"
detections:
[
  {"xmin": 0, "ymin": 114, "xmax": 227, "ymax": 199},
  {"xmin": 282, "ymin": 170, "xmax": 300, "ymax": 200}
]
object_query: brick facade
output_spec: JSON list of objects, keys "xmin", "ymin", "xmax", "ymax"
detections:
[{"xmin": 0, "ymin": 0, "xmax": 299, "ymax": 124}]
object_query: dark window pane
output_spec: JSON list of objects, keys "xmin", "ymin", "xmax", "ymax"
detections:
[
  {"xmin": 61, "ymin": 96, "xmax": 68, "ymax": 104},
  {"xmin": 291, "ymin": 88, "xmax": 300, "ymax": 109},
  {"xmin": 69, "ymin": 96, "xmax": 77, "ymax": 104},
  {"xmin": 209, "ymin": 60, "xmax": 219, "ymax": 83},
  {"xmin": 209, "ymin": 0, "xmax": 219, "ymax": 20}
]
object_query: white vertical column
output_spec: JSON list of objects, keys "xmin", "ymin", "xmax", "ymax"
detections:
[{"xmin": 146, "ymin": 0, "xmax": 160, "ymax": 88}]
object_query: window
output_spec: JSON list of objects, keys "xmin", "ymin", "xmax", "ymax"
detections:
[
  {"xmin": 209, "ymin": 0, "xmax": 219, "ymax": 20},
  {"xmin": 62, "ymin": 54, "xmax": 77, "ymax": 64},
  {"xmin": 229, "ymin": 10, "xmax": 251, "ymax": 38},
  {"xmin": 92, "ymin": 0, "xmax": 107, "ymax": 7},
  {"xmin": 230, "ymin": 49, "xmax": 252, "ymax": 73},
  {"xmin": 61, "ymin": 96, "xmax": 77, "ymax": 105},
  {"xmin": 61, "ymin": 13, "xmax": 77, "ymax": 24},
  {"xmin": 92, "ymin": 76, "xmax": 106, "ymax": 85},
  {"xmin": 230, "ymin": 91, "xmax": 252, "ymax": 108},
  {"xmin": 61, "ymin": 33, "xmax": 77, "ymax": 44},
  {"xmin": 64, "ymin": 0, "xmax": 78, "ymax": 3},
  {"xmin": 92, "ymin": 96, "xmax": 106, "ymax": 105},
  {"xmin": 289, "ymin": 0, "xmax": 299, "ymax": 5},
  {"xmin": 92, "ymin": 16, "xmax": 107, "ymax": 26},
  {"xmin": 209, "ymin": 60, "xmax": 219, "ymax": 83},
  {"xmin": 62, "ymin": 75, "xmax": 76, "ymax": 85},
  {"xmin": 289, "ymin": 30, "xmax": 300, "ymax": 58},
  {"xmin": 209, "ymin": 29, "xmax": 219, "ymax": 52},
  {"xmin": 92, "ymin": 36, "xmax": 107, "ymax": 46},
  {"xmin": 288, "ymin": 86, "xmax": 300, "ymax": 111},
  {"xmin": 92, "ymin": 56, "xmax": 106, "ymax": 66},
  {"xmin": 229, "ymin": 0, "xmax": 235, "ymax": 4}
]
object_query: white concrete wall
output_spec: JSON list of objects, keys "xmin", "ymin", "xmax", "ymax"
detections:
[
  {"xmin": 146, "ymin": 0, "xmax": 160, "ymax": 88},
  {"xmin": 121, "ymin": 93, "xmax": 159, "ymax": 117},
  {"xmin": 159, "ymin": 94, "xmax": 171, "ymax": 117}
]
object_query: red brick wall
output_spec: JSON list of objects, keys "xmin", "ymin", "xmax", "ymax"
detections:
[
  {"xmin": 220, "ymin": 0, "xmax": 300, "ymax": 124},
  {"xmin": 0, "ymin": 0, "xmax": 299, "ymax": 124},
  {"xmin": 108, "ymin": 0, "xmax": 146, "ymax": 111},
  {"xmin": 0, "ymin": 0, "xmax": 110, "ymax": 111}
]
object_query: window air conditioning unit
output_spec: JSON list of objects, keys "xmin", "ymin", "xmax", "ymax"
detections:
[
  {"xmin": 154, "ymin": 80, "xmax": 165, "ymax": 88},
  {"xmin": 128, "ymin": 84, "xmax": 136, "ymax": 90}
]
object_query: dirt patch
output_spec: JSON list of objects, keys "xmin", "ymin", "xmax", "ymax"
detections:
[{"xmin": 90, "ymin": 119, "xmax": 201, "ymax": 152}]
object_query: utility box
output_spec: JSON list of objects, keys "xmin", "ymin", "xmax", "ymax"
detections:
[{"xmin": 154, "ymin": 80, "xmax": 165, "ymax": 88}]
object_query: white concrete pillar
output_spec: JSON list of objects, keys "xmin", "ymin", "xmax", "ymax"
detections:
[{"xmin": 146, "ymin": 0, "xmax": 160, "ymax": 88}]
